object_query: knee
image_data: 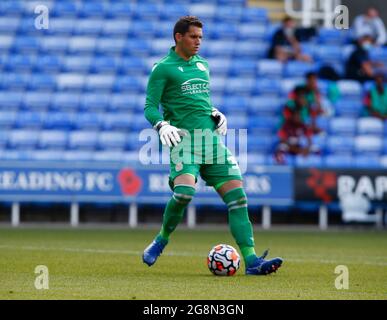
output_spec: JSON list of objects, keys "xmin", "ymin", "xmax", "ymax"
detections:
[
  {"xmin": 222, "ymin": 187, "xmax": 248, "ymax": 211},
  {"xmin": 172, "ymin": 184, "xmax": 196, "ymax": 206}
]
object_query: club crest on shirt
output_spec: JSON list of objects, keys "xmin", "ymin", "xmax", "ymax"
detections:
[
  {"xmin": 196, "ymin": 62, "xmax": 206, "ymax": 71},
  {"xmin": 175, "ymin": 163, "xmax": 183, "ymax": 172}
]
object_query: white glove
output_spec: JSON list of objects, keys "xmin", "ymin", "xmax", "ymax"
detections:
[
  {"xmin": 211, "ymin": 108, "xmax": 227, "ymax": 136},
  {"xmin": 154, "ymin": 121, "xmax": 185, "ymax": 147}
]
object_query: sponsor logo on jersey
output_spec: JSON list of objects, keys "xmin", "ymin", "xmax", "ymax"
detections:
[
  {"xmin": 181, "ymin": 78, "xmax": 209, "ymax": 95},
  {"xmin": 178, "ymin": 66, "xmax": 184, "ymax": 72}
]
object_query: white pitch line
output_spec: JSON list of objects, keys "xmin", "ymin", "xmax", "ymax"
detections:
[{"xmin": 1, "ymin": 244, "xmax": 387, "ymax": 267}]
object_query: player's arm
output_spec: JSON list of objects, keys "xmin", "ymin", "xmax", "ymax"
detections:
[{"xmin": 144, "ymin": 64, "xmax": 184, "ymax": 147}]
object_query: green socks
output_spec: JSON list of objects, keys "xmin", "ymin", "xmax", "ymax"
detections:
[
  {"xmin": 158, "ymin": 184, "xmax": 196, "ymax": 242},
  {"xmin": 222, "ymin": 187, "xmax": 257, "ymax": 266}
]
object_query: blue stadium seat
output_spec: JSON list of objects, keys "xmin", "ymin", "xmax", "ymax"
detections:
[
  {"xmin": 280, "ymin": 78, "xmax": 304, "ymax": 95},
  {"xmin": 214, "ymin": 6, "xmax": 243, "ymax": 24},
  {"xmin": 113, "ymin": 76, "xmax": 144, "ymax": 93},
  {"xmin": 97, "ymin": 132, "xmax": 127, "ymax": 151},
  {"xmin": 208, "ymin": 23, "xmax": 239, "ymax": 40},
  {"xmin": 0, "ymin": 111, "xmax": 16, "ymax": 128},
  {"xmin": 324, "ymin": 155, "xmax": 354, "ymax": 168},
  {"xmin": 0, "ymin": 1, "xmax": 23, "ymax": 16},
  {"xmin": 314, "ymin": 45, "xmax": 343, "ymax": 64},
  {"xmin": 12, "ymin": 36, "xmax": 40, "ymax": 53},
  {"xmin": 357, "ymin": 117, "xmax": 384, "ymax": 135},
  {"xmin": 247, "ymin": 135, "xmax": 275, "ymax": 153},
  {"xmin": 47, "ymin": 18, "xmax": 75, "ymax": 35},
  {"xmin": 318, "ymin": 28, "xmax": 349, "ymax": 45},
  {"xmin": 101, "ymin": 113, "xmax": 134, "ymax": 131},
  {"xmin": 51, "ymin": 93, "xmax": 80, "ymax": 112},
  {"xmin": 14, "ymin": 111, "xmax": 44, "ymax": 129},
  {"xmin": 84, "ymin": 75, "xmax": 114, "ymax": 92},
  {"xmin": 40, "ymin": 36, "xmax": 70, "ymax": 53},
  {"xmin": 118, "ymin": 57, "xmax": 148, "ymax": 75},
  {"xmin": 329, "ymin": 117, "xmax": 357, "ymax": 135},
  {"xmin": 43, "ymin": 112, "xmax": 74, "ymax": 130},
  {"xmin": 124, "ymin": 39, "xmax": 151, "ymax": 57},
  {"xmin": 210, "ymin": 77, "xmax": 226, "ymax": 94},
  {"xmin": 68, "ymin": 37, "xmax": 97, "ymax": 54},
  {"xmin": 284, "ymin": 61, "xmax": 316, "ymax": 78},
  {"xmin": 78, "ymin": 2, "xmax": 106, "ymax": 18},
  {"xmin": 228, "ymin": 115, "xmax": 248, "ymax": 129},
  {"xmin": 57, "ymin": 74, "xmax": 85, "ymax": 91},
  {"xmin": 95, "ymin": 38, "xmax": 126, "ymax": 55},
  {"xmin": 221, "ymin": 96, "xmax": 250, "ymax": 113},
  {"xmin": 0, "ymin": 91, "xmax": 23, "ymax": 110},
  {"xmin": 189, "ymin": 4, "xmax": 217, "ymax": 23},
  {"xmin": 0, "ymin": 150, "xmax": 34, "ymax": 161},
  {"xmin": 248, "ymin": 96, "xmax": 283, "ymax": 116},
  {"xmin": 68, "ymin": 131, "xmax": 98, "ymax": 150},
  {"xmin": 93, "ymin": 151, "xmax": 125, "ymax": 162},
  {"xmin": 326, "ymin": 136, "xmax": 354, "ymax": 155},
  {"xmin": 257, "ymin": 59, "xmax": 283, "ymax": 78},
  {"xmin": 237, "ymin": 24, "xmax": 266, "ymax": 41},
  {"xmin": 206, "ymin": 40, "xmax": 235, "ymax": 58},
  {"xmin": 381, "ymin": 156, "xmax": 387, "ymax": 168},
  {"xmin": 0, "ymin": 73, "xmax": 30, "ymax": 90},
  {"xmin": 110, "ymin": 93, "xmax": 140, "ymax": 112},
  {"xmin": 131, "ymin": 21, "xmax": 158, "ymax": 38},
  {"xmin": 63, "ymin": 56, "xmax": 92, "ymax": 73},
  {"xmin": 224, "ymin": 78, "xmax": 255, "ymax": 95},
  {"xmin": 22, "ymin": 92, "xmax": 51, "ymax": 111},
  {"xmin": 159, "ymin": 4, "xmax": 188, "ymax": 21},
  {"xmin": 206, "ymin": 58, "xmax": 230, "ymax": 76},
  {"xmin": 8, "ymin": 129, "xmax": 40, "ymax": 150},
  {"xmin": 237, "ymin": 41, "xmax": 269, "ymax": 59},
  {"xmin": 106, "ymin": 2, "xmax": 133, "ymax": 19},
  {"xmin": 132, "ymin": 3, "xmax": 161, "ymax": 21},
  {"xmin": 240, "ymin": 8, "xmax": 268, "ymax": 23},
  {"xmin": 0, "ymin": 131, "xmax": 9, "ymax": 149},
  {"xmin": 34, "ymin": 55, "xmax": 63, "ymax": 73},
  {"xmin": 369, "ymin": 47, "xmax": 387, "ymax": 64},
  {"xmin": 28, "ymin": 74, "xmax": 57, "ymax": 91},
  {"xmin": 5, "ymin": 55, "xmax": 35, "ymax": 72},
  {"xmin": 90, "ymin": 56, "xmax": 118, "ymax": 74},
  {"xmin": 38, "ymin": 130, "xmax": 68, "ymax": 150},
  {"xmin": 63, "ymin": 151, "xmax": 94, "ymax": 161},
  {"xmin": 73, "ymin": 19, "xmax": 103, "ymax": 35},
  {"xmin": 337, "ymin": 80, "xmax": 363, "ymax": 98},
  {"xmin": 243, "ymin": 153, "xmax": 267, "ymax": 165},
  {"xmin": 80, "ymin": 93, "xmax": 110, "ymax": 112},
  {"xmin": 102, "ymin": 20, "xmax": 131, "ymax": 36},
  {"xmin": 30, "ymin": 150, "xmax": 65, "ymax": 161},
  {"xmin": 252, "ymin": 79, "xmax": 282, "ymax": 96},
  {"xmin": 295, "ymin": 155, "xmax": 323, "ymax": 167},
  {"xmin": 72, "ymin": 112, "xmax": 102, "ymax": 131},
  {"xmin": 130, "ymin": 114, "xmax": 150, "ymax": 131},
  {"xmin": 354, "ymin": 135, "xmax": 383, "ymax": 155},
  {"xmin": 0, "ymin": 35, "xmax": 13, "ymax": 53},
  {"xmin": 248, "ymin": 116, "xmax": 279, "ymax": 134},
  {"xmin": 334, "ymin": 98, "xmax": 363, "ymax": 117},
  {"xmin": 50, "ymin": 1, "xmax": 78, "ymax": 17},
  {"xmin": 354, "ymin": 155, "xmax": 381, "ymax": 168},
  {"xmin": 0, "ymin": 17, "xmax": 20, "ymax": 33}
]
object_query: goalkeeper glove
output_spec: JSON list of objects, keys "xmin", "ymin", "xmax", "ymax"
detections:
[
  {"xmin": 211, "ymin": 108, "xmax": 227, "ymax": 136},
  {"xmin": 154, "ymin": 121, "xmax": 185, "ymax": 147}
]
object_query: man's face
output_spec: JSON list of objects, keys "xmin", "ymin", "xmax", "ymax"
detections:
[
  {"xmin": 307, "ymin": 76, "xmax": 318, "ymax": 90},
  {"xmin": 176, "ymin": 26, "xmax": 203, "ymax": 57},
  {"xmin": 367, "ymin": 8, "xmax": 379, "ymax": 19}
]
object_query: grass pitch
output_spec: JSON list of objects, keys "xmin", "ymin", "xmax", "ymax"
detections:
[{"xmin": 0, "ymin": 227, "xmax": 386, "ymax": 300}]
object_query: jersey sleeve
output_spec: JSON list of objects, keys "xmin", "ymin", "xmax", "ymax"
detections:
[{"xmin": 144, "ymin": 63, "xmax": 167, "ymax": 127}]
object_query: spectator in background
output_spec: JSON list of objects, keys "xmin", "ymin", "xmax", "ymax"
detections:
[
  {"xmin": 268, "ymin": 16, "xmax": 313, "ymax": 63},
  {"xmin": 275, "ymin": 86, "xmax": 314, "ymax": 164},
  {"xmin": 352, "ymin": 7, "xmax": 386, "ymax": 47},
  {"xmin": 345, "ymin": 34, "xmax": 384, "ymax": 83},
  {"xmin": 364, "ymin": 73, "xmax": 387, "ymax": 119}
]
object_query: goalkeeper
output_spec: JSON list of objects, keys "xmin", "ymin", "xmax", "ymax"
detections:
[{"xmin": 142, "ymin": 16, "xmax": 283, "ymax": 275}]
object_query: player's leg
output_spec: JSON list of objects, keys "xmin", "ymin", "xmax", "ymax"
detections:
[
  {"xmin": 217, "ymin": 180, "xmax": 283, "ymax": 271},
  {"xmin": 215, "ymin": 180, "xmax": 283, "ymax": 275},
  {"xmin": 143, "ymin": 173, "xmax": 196, "ymax": 267}
]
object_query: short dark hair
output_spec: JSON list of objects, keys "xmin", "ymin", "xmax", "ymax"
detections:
[
  {"xmin": 305, "ymin": 71, "xmax": 318, "ymax": 79},
  {"xmin": 173, "ymin": 16, "xmax": 203, "ymax": 43}
]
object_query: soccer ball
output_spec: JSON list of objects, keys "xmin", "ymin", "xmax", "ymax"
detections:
[{"xmin": 207, "ymin": 244, "xmax": 240, "ymax": 276}]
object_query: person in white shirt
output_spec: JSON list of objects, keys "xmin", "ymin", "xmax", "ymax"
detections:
[{"xmin": 352, "ymin": 7, "xmax": 386, "ymax": 46}]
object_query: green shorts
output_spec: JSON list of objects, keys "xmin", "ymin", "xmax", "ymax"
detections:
[{"xmin": 168, "ymin": 133, "xmax": 242, "ymax": 190}]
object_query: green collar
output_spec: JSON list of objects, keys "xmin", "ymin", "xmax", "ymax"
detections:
[{"xmin": 169, "ymin": 46, "xmax": 198, "ymax": 64}]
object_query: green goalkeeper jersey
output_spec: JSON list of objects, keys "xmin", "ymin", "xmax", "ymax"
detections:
[{"xmin": 144, "ymin": 46, "xmax": 216, "ymax": 132}]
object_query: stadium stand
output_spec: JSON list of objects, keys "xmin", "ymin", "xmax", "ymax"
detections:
[{"xmin": 0, "ymin": 0, "xmax": 385, "ymax": 171}]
